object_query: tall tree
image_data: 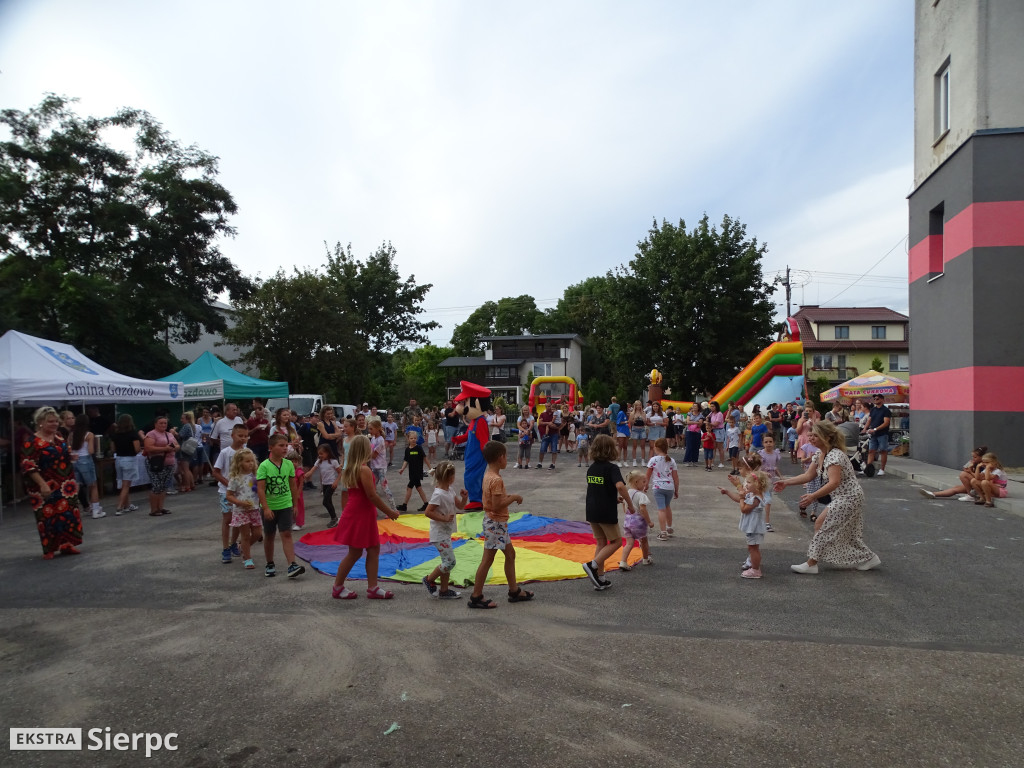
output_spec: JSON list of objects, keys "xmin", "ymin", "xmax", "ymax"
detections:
[
  {"xmin": 609, "ymin": 214, "xmax": 777, "ymax": 399},
  {"xmin": 0, "ymin": 95, "xmax": 251, "ymax": 377},
  {"xmin": 225, "ymin": 243, "xmax": 437, "ymax": 400}
]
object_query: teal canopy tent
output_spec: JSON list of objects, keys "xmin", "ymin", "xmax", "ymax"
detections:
[{"xmin": 159, "ymin": 352, "xmax": 288, "ymax": 401}]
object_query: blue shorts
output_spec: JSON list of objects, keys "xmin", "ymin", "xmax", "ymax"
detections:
[
  {"xmin": 540, "ymin": 434, "xmax": 559, "ymax": 453},
  {"xmin": 73, "ymin": 456, "xmax": 97, "ymax": 486},
  {"xmin": 869, "ymin": 433, "xmax": 890, "ymax": 452},
  {"xmin": 652, "ymin": 487, "xmax": 674, "ymax": 510}
]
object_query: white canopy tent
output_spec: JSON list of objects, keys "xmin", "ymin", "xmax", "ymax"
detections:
[{"xmin": 0, "ymin": 330, "xmax": 185, "ymax": 519}]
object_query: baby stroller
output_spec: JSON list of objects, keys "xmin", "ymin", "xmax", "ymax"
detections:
[
  {"xmin": 839, "ymin": 421, "xmax": 875, "ymax": 477},
  {"xmin": 448, "ymin": 424, "xmax": 467, "ymax": 461}
]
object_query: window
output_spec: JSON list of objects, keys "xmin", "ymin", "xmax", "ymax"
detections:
[
  {"xmin": 934, "ymin": 59, "xmax": 950, "ymax": 140},
  {"xmin": 872, "ymin": 326, "xmax": 886, "ymax": 340},
  {"xmin": 837, "ymin": 355, "xmax": 847, "ymax": 378},
  {"xmin": 532, "ymin": 363, "xmax": 552, "ymax": 377},
  {"xmin": 812, "ymin": 355, "xmax": 832, "ymax": 370},
  {"xmin": 834, "ymin": 326, "xmax": 849, "ymax": 340},
  {"xmin": 889, "ymin": 354, "xmax": 910, "ymax": 372},
  {"xmin": 928, "ymin": 202, "xmax": 945, "ymax": 279}
]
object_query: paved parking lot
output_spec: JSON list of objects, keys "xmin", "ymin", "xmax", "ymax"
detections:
[{"xmin": 2, "ymin": 453, "xmax": 1022, "ymax": 767}]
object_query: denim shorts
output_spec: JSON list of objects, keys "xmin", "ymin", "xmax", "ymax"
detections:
[
  {"xmin": 73, "ymin": 456, "xmax": 97, "ymax": 486},
  {"xmin": 648, "ymin": 426, "xmax": 665, "ymax": 442},
  {"xmin": 630, "ymin": 427, "xmax": 646, "ymax": 441},
  {"xmin": 652, "ymin": 487, "xmax": 674, "ymax": 509},
  {"xmin": 745, "ymin": 532, "xmax": 765, "ymax": 546},
  {"xmin": 540, "ymin": 434, "xmax": 559, "ymax": 453},
  {"xmin": 869, "ymin": 433, "xmax": 890, "ymax": 452},
  {"xmin": 116, "ymin": 455, "xmax": 139, "ymax": 485}
]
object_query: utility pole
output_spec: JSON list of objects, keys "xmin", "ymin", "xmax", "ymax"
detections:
[{"xmin": 783, "ymin": 265, "xmax": 792, "ymax": 319}]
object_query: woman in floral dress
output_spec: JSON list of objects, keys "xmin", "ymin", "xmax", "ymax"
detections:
[
  {"xmin": 20, "ymin": 406, "xmax": 84, "ymax": 560},
  {"xmin": 774, "ymin": 419, "xmax": 881, "ymax": 574}
]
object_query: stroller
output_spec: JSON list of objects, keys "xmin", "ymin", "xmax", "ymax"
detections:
[
  {"xmin": 839, "ymin": 422, "xmax": 875, "ymax": 476},
  {"xmin": 448, "ymin": 424, "xmax": 467, "ymax": 461}
]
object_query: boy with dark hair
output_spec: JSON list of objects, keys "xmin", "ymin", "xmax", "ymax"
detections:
[
  {"xmin": 256, "ymin": 434, "xmax": 305, "ymax": 578},
  {"xmin": 468, "ymin": 441, "xmax": 534, "ymax": 608}
]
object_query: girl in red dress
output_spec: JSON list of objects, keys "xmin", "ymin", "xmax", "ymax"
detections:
[{"xmin": 331, "ymin": 436, "xmax": 400, "ymax": 600}]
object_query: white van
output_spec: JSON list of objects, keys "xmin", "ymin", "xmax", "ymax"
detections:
[
  {"xmin": 265, "ymin": 394, "xmax": 324, "ymax": 418},
  {"xmin": 330, "ymin": 404, "xmax": 359, "ymax": 420}
]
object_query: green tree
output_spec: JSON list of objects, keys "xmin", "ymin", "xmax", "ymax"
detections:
[
  {"xmin": 0, "ymin": 95, "xmax": 251, "ymax": 377},
  {"xmin": 401, "ymin": 345, "xmax": 453, "ymax": 405},
  {"xmin": 603, "ymin": 214, "xmax": 777, "ymax": 397},
  {"xmin": 449, "ymin": 295, "xmax": 548, "ymax": 355},
  {"xmin": 870, "ymin": 356, "xmax": 885, "ymax": 373},
  {"xmin": 449, "ymin": 301, "xmax": 497, "ymax": 356}
]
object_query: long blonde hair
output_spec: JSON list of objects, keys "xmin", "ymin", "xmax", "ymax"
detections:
[
  {"xmin": 229, "ymin": 448, "xmax": 256, "ymax": 479},
  {"xmin": 343, "ymin": 435, "xmax": 371, "ymax": 489}
]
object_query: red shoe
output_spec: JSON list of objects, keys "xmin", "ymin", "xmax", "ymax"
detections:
[
  {"xmin": 59, "ymin": 545, "xmax": 81, "ymax": 555},
  {"xmin": 332, "ymin": 585, "xmax": 357, "ymax": 600},
  {"xmin": 366, "ymin": 586, "xmax": 394, "ymax": 600}
]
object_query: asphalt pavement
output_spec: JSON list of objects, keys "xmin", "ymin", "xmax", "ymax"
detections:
[{"xmin": 2, "ymin": 449, "xmax": 1022, "ymax": 767}]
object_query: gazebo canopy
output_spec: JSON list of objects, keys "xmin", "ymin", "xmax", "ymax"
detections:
[
  {"xmin": 821, "ymin": 370, "xmax": 910, "ymax": 405},
  {"xmin": 159, "ymin": 351, "xmax": 287, "ymax": 401}
]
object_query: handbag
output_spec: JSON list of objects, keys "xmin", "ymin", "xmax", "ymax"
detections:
[
  {"xmin": 181, "ymin": 437, "xmax": 199, "ymax": 457},
  {"xmin": 148, "ymin": 454, "xmax": 165, "ymax": 473}
]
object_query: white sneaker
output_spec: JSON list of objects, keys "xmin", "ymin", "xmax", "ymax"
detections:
[
  {"xmin": 91, "ymin": 509, "xmax": 106, "ymax": 519},
  {"xmin": 632, "ymin": 459, "xmax": 638, "ymax": 467},
  {"xmin": 790, "ymin": 561, "xmax": 818, "ymax": 574},
  {"xmin": 957, "ymin": 495, "xmax": 974, "ymax": 502},
  {"xmin": 856, "ymin": 553, "xmax": 882, "ymax": 571},
  {"xmin": 718, "ymin": 463, "xmax": 724, "ymax": 468},
  {"xmin": 292, "ymin": 524, "xmax": 302, "ymax": 531},
  {"xmin": 876, "ymin": 470, "xmax": 885, "ymax": 477},
  {"xmin": 919, "ymin": 489, "xmax": 936, "ymax": 498}
]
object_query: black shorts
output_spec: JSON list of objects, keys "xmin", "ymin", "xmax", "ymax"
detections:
[
  {"xmin": 407, "ymin": 475, "xmax": 422, "ymax": 489},
  {"xmin": 262, "ymin": 506, "xmax": 294, "ymax": 535}
]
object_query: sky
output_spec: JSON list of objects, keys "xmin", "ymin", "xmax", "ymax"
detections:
[{"xmin": 0, "ymin": 1, "xmax": 914, "ymax": 348}]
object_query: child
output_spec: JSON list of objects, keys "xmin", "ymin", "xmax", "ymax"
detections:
[
  {"xmin": 702, "ymin": 423, "xmax": 716, "ymax": 471},
  {"xmin": 645, "ymin": 437, "xmax": 679, "ymax": 541},
  {"xmin": 786, "ymin": 423, "xmax": 798, "ymax": 463},
  {"xmin": 798, "ymin": 439, "xmax": 823, "ymax": 519},
  {"xmin": 584, "ymin": 434, "xmax": 635, "ymax": 590},
  {"xmin": 331, "ymin": 435, "xmax": 401, "ymax": 600},
  {"xmin": 516, "ymin": 414, "xmax": 532, "ymax": 469},
  {"xmin": 973, "ymin": 452, "xmax": 1008, "ymax": 507},
  {"xmin": 311, "ymin": 443, "xmax": 342, "ymax": 528},
  {"xmin": 383, "ymin": 413, "xmax": 398, "ymax": 466},
  {"xmin": 287, "ymin": 447, "xmax": 306, "ymax": 530},
  {"xmin": 225, "ymin": 448, "xmax": 262, "ymax": 569},
  {"xmin": 255, "ymin": 434, "xmax": 305, "ymax": 578},
  {"xmin": 397, "ymin": 432, "xmax": 431, "ymax": 511},
  {"xmin": 468, "ymin": 441, "xmax": 533, "ymax": 608},
  {"xmin": 426, "ymin": 420, "xmax": 442, "ymax": 463},
  {"xmin": 367, "ymin": 418, "xmax": 396, "ymax": 510},
  {"xmin": 757, "ymin": 435, "xmax": 783, "ymax": 532},
  {"xmin": 748, "ymin": 413, "xmax": 768, "ymax": 455},
  {"xmin": 212, "ymin": 423, "xmax": 248, "ymax": 564},
  {"xmin": 421, "ymin": 461, "xmax": 469, "ymax": 599},
  {"xmin": 576, "ymin": 429, "xmax": 590, "ymax": 467},
  {"xmin": 726, "ymin": 417, "xmax": 742, "ymax": 475},
  {"xmin": 718, "ymin": 469, "xmax": 769, "ymax": 579},
  {"xmin": 405, "ymin": 414, "xmax": 424, "ymax": 447},
  {"xmin": 620, "ymin": 470, "xmax": 654, "ymax": 570}
]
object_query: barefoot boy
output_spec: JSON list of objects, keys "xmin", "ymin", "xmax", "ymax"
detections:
[
  {"xmin": 467, "ymin": 441, "xmax": 534, "ymax": 608},
  {"xmin": 256, "ymin": 434, "xmax": 305, "ymax": 578}
]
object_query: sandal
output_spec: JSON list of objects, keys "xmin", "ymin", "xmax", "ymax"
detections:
[
  {"xmin": 467, "ymin": 594, "xmax": 497, "ymax": 609},
  {"xmin": 984, "ymin": 502, "xmax": 995, "ymax": 508},
  {"xmin": 148, "ymin": 511, "xmax": 164, "ymax": 516},
  {"xmin": 657, "ymin": 531, "xmax": 668, "ymax": 541},
  {"xmin": 507, "ymin": 587, "xmax": 534, "ymax": 603},
  {"xmin": 366, "ymin": 586, "xmax": 394, "ymax": 600},
  {"xmin": 974, "ymin": 500, "xmax": 985, "ymax": 506},
  {"xmin": 243, "ymin": 559, "xmax": 255, "ymax": 570},
  {"xmin": 332, "ymin": 585, "xmax": 357, "ymax": 600},
  {"xmin": 618, "ymin": 561, "xmax": 632, "ymax": 571}
]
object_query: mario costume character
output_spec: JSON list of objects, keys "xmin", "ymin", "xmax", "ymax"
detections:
[{"xmin": 450, "ymin": 380, "xmax": 492, "ymax": 511}]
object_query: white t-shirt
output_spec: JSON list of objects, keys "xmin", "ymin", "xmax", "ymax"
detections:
[
  {"xmin": 210, "ymin": 416, "xmax": 244, "ymax": 450},
  {"xmin": 214, "ymin": 445, "xmax": 238, "ymax": 495},
  {"xmin": 627, "ymin": 488, "xmax": 650, "ymax": 514},
  {"xmin": 428, "ymin": 486, "xmax": 457, "ymax": 543},
  {"xmin": 313, "ymin": 458, "xmax": 341, "ymax": 487},
  {"xmin": 727, "ymin": 425, "xmax": 741, "ymax": 449},
  {"xmin": 647, "ymin": 454, "xmax": 677, "ymax": 490}
]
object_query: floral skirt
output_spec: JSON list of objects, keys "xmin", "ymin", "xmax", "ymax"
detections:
[{"xmin": 33, "ymin": 485, "xmax": 83, "ymax": 554}]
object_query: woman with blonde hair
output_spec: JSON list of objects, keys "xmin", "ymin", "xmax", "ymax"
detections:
[
  {"xmin": 774, "ymin": 420, "xmax": 880, "ymax": 574},
  {"xmin": 628, "ymin": 401, "xmax": 648, "ymax": 467}
]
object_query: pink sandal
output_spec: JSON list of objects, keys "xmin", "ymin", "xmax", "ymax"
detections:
[
  {"xmin": 366, "ymin": 586, "xmax": 394, "ymax": 600},
  {"xmin": 332, "ymin": 585, "xmax": 357, "ymax": 600}
]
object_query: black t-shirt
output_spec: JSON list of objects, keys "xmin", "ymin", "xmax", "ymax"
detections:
[
  {"xmin": 585, "ymin": 460, "xmax": 623, "ymax": 524},
  {"xmin": 403, "ymin": 446, "xmax": 425, "ymax": 479},
  {"xmin": 443, "ymin": 407, "xmax": 461, "ymax": 428},
  {"xmin": 868, "ymin": 405, "xmax": 892, "ymax": 436},
  {"xmin": 110, "ymin": 431, "xmax": 140, "ymax": 457}
]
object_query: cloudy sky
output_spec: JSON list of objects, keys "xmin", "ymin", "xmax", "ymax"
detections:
[{"xmin": 0, "ymin": 1, "xmax": 913, "ymax": 346}]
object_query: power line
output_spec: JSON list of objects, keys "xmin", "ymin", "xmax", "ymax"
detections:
[{"xmin": 818, "ymin": 235, "xmax": 909, "ymax": 305}]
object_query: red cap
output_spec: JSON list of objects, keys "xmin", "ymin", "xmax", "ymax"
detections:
[{"xmin": 454, "ymin": 381, "xmax": 492, "ymax": 402}]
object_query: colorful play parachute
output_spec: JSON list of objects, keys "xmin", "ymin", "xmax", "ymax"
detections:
[{"xmin": 294, "ymin": 511, "xmax": 643, "ymax": 586}]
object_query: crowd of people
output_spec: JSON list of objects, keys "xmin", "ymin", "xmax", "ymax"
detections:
[{"xmin": 14, "ymin": 393, "xmax": 1009, "ymax": 596}]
